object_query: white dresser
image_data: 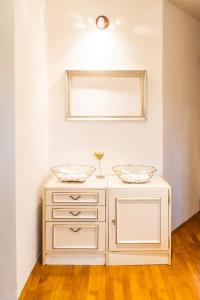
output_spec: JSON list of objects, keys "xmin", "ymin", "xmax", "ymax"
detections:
[
  {"xmin": 43, "ymin": 176, "xmax": 107, "ymax": 265},
  {"xmin": 42, "ymin": 176, "xmax": 171, "ymax": 265}
]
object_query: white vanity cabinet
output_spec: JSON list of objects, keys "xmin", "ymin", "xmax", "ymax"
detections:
[
  {"xmin": 42, "ymin": 176, "xmax": 107, "ymax": 265},
  {"xmin": 43, "ymin": 176, "xmax": 171, "ymax": 265},
  {"xmin": 107, "ymin": 176, "xmax": 171, "ymax": 265}
]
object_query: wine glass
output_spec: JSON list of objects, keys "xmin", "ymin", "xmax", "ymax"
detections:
[{"xmin": 94, "ymin": 151, "xmax": 105, "ymax": 178}]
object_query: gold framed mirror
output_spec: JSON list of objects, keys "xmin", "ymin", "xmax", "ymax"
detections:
[{"xmin": 66, "ymin": 70, "xmax": 147, "ymax": 121}]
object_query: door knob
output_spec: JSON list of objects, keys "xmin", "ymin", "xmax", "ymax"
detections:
[{"xmin": 112, "ymin": 219, "xmax": 116, "ymax": 225}]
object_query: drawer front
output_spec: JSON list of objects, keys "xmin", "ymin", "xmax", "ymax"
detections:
[
  {"xmin": 46, "ymin": 190, "xmax": 105, "ymax": 206},
  {"xmin": 45, "ymin": 222, "xmax": 105, "ymax": 251},
  {"xmin": 45, "ymin": 206, "xmax": 105, "ymax": 221}
]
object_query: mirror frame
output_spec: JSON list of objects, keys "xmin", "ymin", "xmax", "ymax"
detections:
[{"xmin": 65, "ymin": 70, "xmax": 147, "ymax": 121}]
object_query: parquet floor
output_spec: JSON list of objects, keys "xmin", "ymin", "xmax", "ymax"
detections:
[{"xmin": 20, "ymin": 212, "xmax": 200, "ymax": 300}]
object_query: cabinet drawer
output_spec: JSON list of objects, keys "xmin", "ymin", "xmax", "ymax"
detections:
[
  {"xmin": 45, "ymin": 222, "xmax": 105, "ymax": 251},
  {"xmin": 45, "ymin": 190, "xmax": 105, "ymax": 206},
  {"xmin": 45, "ymin": 206, "xmax": 105, "ymax": 221}
]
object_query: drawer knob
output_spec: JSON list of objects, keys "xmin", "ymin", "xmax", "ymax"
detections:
[
  {"xmin": 70, "ymin": 227, "xmax": 81, "ymax": 233},
  {"xmin": 69, "ymin": 195, "xmax": 81, "ymax": 201},
  {"xmin": 70, "ymin": 211, "xmax": 81, "ymax": 217},
  {"xmin": 112, "ymin": 219, "xmax": 116, "ymax": 225}
]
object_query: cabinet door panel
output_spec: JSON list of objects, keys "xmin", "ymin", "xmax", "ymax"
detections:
[
  {"xmin": 109, "ymin": 188, "xmax": 169, "ymax": 251},
  {"xmin": 116, "ymin": 198, "xmax": 161, "ymax": 244}
]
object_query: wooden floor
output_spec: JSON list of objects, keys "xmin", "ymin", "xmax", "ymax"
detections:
[{"xmin": 20, "ymin": 212, "xmax": 200, "ymax": 300}]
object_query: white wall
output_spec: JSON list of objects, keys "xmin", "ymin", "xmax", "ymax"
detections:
[
  {"xmin": 3, "ymin": 1, "xmax": 200, "ymax": 297},
  {"xmin": 15, "ymin": 0, "xmax": 48, "ymax": 296},
  {"xmin": 46, "ymin": 0, "xmax": 163, "ymax": 175},
  {"xmin": 0, "ymin": 1, "xmax": 17, "ymax": 299},
  {"xmin": 163, "ymin": 1, "xmax": 200, "ymax": 229}
]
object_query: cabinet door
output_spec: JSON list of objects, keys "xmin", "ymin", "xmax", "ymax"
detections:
[{"xmin": 109, "ymin": 188, "xmax": 169, "ymax": 251}]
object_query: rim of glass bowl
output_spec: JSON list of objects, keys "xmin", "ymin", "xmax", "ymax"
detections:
[
  {"xmin": 112, "ymin": 165, "xmax": 157, "ymax": 174},
  {"xmin": 51, "ymin": 164, "xmax": 96, "ymax": 174}
]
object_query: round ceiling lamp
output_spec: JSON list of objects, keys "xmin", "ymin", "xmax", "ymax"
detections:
[{"xmin": 96, "ymin": 15, "xmax": 109, "ymax": 29}]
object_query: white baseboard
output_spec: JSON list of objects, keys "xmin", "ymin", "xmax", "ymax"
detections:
[{"xmin": 108, "ymin": 252, "xmax": 170, "ymax": 265}]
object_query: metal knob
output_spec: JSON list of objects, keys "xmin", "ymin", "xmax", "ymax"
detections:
[
  {"xmin": 70, "ymin": 227, "xmax": 81, "ymax": 233},
  {"xmin": 69, "ymin": 195, "xmax": 81, "ymax": 201},
  {"xmin": 69, "ymin": 211, "xmax": 81, "ymax": 217}
]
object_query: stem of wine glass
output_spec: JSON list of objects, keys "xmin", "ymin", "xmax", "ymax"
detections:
[{"xmin": 98, "ymin": 160, "xmax": 102, "ymax": 177}]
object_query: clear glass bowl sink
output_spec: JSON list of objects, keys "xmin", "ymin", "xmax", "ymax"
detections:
[
  {"xmin": 51, "ymin": 165, "xmax": 96, "ymax": 182},
  {"xmin": 113, "ymin": 165, "xmax": 157, "ymax": 183}
]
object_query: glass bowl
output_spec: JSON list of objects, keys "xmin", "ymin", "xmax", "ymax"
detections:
[
  {"xmin": 112, "ymin": 165, "xmax": 157, "ymax": 183},
  {"xmin": 51, "ymin": 165, "xmax": 96, "ymax": 182}
]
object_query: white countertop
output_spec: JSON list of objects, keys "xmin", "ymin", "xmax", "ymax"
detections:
[
  {"xmin": 107, "ymin": 175, "xmax": 170, "ymax": 189},
  {"xmin": 44, "ymin": 175, "xmax": 170, "ymax": 190},
  {"xmin": 44, "ymin": 175, "xmax": 107, "ymax": 189}
]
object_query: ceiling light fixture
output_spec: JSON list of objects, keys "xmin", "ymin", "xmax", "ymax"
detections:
[{"xmin": 96, "ymin": 15, "xmax": 109, "ymax": 29}]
